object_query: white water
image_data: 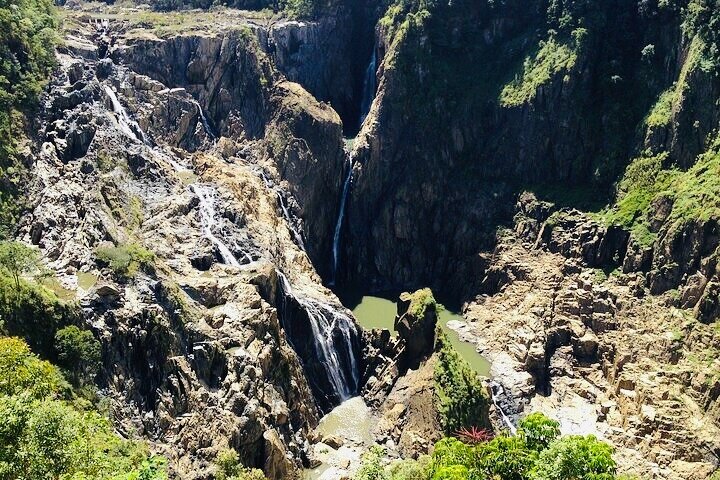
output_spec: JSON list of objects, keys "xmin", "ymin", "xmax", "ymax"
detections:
[
  {"xmin": 257, "ymin": 169, "xmax": 306, "ymax": 251},
  {"xmin": 358, "ymin": 48, "xmax": 377, "ymax": 126},
  {"xmin": 189, "ymin": 98, "xmax": 216, "ymax": 139},
  {"xmin": 103, "ymin": 85, "xmax": 147, "ymax": 144},
  {"xmin": 329, "ymin": 49, "xmax": 379, "ymax": 284},
  {"xmin": 490, "ymin": 380, "xmax": 517, "ymax": 435},
  {"xmin": 330, "ymin": 160, "xmax": 353, "ymax": 285},
  {"xmin": 277, "ymin": 192, "xmax": 306, "ymax": 250},
  {"xmin": 278, "ymin": 272, "xmax": 359, "ymax": 400},
  {"xmin": 192, "ymin": 184, "xmax": 241, "ymax": 267}
]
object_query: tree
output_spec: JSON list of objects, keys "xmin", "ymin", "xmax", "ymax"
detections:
[
  {"xmin": 518, "ymin": 413, "xmax": 561, "ymax": 452},
  {"xmin": 0, "ymin": 241, "xmax": 41, "ymax": 288},
  {"xmin": 355, "ymin": 446, "xmax": 389, "ymax": 480},
  {"xmin": 54, "ymin": 326, "xmax": 102, "ymax": 386},
  {"xmin": 215, "ymin": 448, "xmax": 267, "ymax": 480},
  {"xmin": 0, "ymin": 336, "xmax": 66, "ymax": 398},
  {"xmin": 477, "ymin": 434, "xmax": 536, "ymax": 480},
  {"xmin": 531, "ymin": 435, "xmax": 616, "ymax": 480}
]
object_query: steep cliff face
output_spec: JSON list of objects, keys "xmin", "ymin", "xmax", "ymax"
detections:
[
  {"xmin": 17, "ymin": 10, "xmax": 366, "ymax": 478},
  {"xmin": 344, "ymin": 0, "xmax": 701, "ymax": 299}
]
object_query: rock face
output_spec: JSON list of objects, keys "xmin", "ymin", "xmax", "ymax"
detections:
[
  {"xmin": 343, "ymin": 0, "xmax": 717, "ymax": 305},
  {"xmin": 19, "ymin": 11, "xmax": 369, "ymax": 479},
  {"xmin": 456, "ymin": 192, "xmax": 720, "ymax": 479},
  {"xmin": 113, "ymin": 21, "xmax": 347, "ymax": 279}
]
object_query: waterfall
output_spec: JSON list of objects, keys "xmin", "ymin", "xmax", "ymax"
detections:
[
  {"xmin": 358, "ymin": 48, "xmax": 377, "ymax": 127},
  {"xmin": 277, "ymin": 272, "xmax": 359, "ymax": 401},
  {"xmin": 277, "ymin": 192, "xmax": 306, "ymax": 250},
  {"xmin": 330, "ymin": 160, "xmax": 352, "ymax": 285},
  {"xmin": 256, "ymin": 168, "xmax": 306, "ymax": 251},
  {"xmin": 103, "ymin": 85, "xmax": 147, "ymax": 144},
  {"xmin": 189, "ymin": 98, "xmax": 216, "ymax": 139},
  {"xmin": 490, "ymin": 380, "xmax": 517, "ymax": 435},
  {"xmin": 191, "ymin": 184, "xmax": 241, "ymax": 267}
]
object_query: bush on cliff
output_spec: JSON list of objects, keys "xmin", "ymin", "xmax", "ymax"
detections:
[
  {"xmin": 0, "ymin": 336, "xmax": 167, "ymax": 480},
  {"xmin": 95, "ymin": 242, "xmax": 155, "ymax": 278},
  {"xmin": 0, "ymin": 0, "xmax": 58, "ymax": 231},
  {"xmin": 0, "ymin": 271, "xmax": 80, "ymax": 358},
  {"xmin": 354, "ymin": 413, "xmax": 618, "ymax": 480},
  {"xmin": 215, "ymin": 448, "xmax": 268, "ymax": 480},
  {"xmin": 434, "ymin": 331, "xmax": 490, "ymax": 434}
]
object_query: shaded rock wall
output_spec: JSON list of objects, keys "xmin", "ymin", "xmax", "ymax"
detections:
[{"xmin": 343, "ymin": 0, "xmax": 696, "ymax": 301}]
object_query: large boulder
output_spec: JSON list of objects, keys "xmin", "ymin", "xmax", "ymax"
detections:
[{"xmin": 395, "ymin": 288, "xmax": 438, "ymax": 371}]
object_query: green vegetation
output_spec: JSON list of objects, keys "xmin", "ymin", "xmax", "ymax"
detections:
[
  {"xmin": 0, "ymin": 0, "xmax": 58, "ymax": 231},
  {"xmin": 434, "ymin": 332, "xmax": 489, "ymax": 434},
  {"xmin": 645, "ymin": 36, "xmax": 702, "ymax": 129},
  {"xmin": 215, "ymin": 448, "xmax": 267, "ymax": 480},
  {"xmin": 684, "ymin": 0, "xmax": 720, "ymax": 71},
  {"xmin": 404, "ymin": 288, "xmax": 437, "ymax": 318},
  {"xmin": 55, "ymin": 325, "xmax": 102, "ymax": 386},
  {"xmin": 96, "ymin": 243, "xmax": 155, "ymax": 278},
  {"xmin": 603, "ymin": 135, "xmax": 720, "ymax": 247},
  {"xmin": 0, "ymin": 336, "xmax": 166, "ymax": 480},
  {"xmin": 500, "ymin": 32, "xmax": 584, "ymax": 107},
  {"xmin": 0, "ymin": 240, "xmax": 41, "ymax": 287},
  {"xmin": 0, "ymin": 270, "xmax": 80, "ymax": 358},
  {"xmin": 354, "ymin": 413, "xmax": 619, "ymax": 480}
]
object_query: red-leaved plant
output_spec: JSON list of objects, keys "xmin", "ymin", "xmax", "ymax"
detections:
[{"xmin": 454, "ymin": 426, "xmax": 494, "ymax": 444}]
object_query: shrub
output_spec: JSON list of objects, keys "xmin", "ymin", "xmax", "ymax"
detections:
[
  {"xmin": 0, "ymin": 336, "xmax": 66, "ymax": 399},
  {"xmin": 387, "ymin": 456, "xmax": 431, "ymax": 480},
  {"xmin": 476, "ymin": 434, "xmax": 536, "ymax": 480},
  {"xmin": 215, "ymin": 448, "xmax": 267, "ymax": 480},
  {"xmin": 95, "ymin": 243, "xmax": 155, "ymax": 277},
  {"xmin": 0, "ymin": 0, "xmax": 58, "ymax": 231},
  {"xmin": 531, "ymin": 435, "xmax": 616, "ymax": 480},
  {"xmin": 355, "ymin": 445, "xmax": 389, "ymax": 480},
  {"xmin": 434, "ymin": 332, "xmax": 490, "ymax": 434},
  {"xmin": 519, "ymin": 412, "xmax": 561, "ymax": 452},
  {"xmin": 0, "ymin": 241, "xmax": 41, "ymax": 288},
  {"xmin": 0, "ymin": 273, "xmax": 80, "ymax": 358},
  {"xmin": 454, "ymin": 426, "xmax": 494, "ymax": 445},
  {"xmin": 0, "ymin": 337, "xmax": 166, "ymax": 480},
  {"xmin": 54, "ymin": 326, "xmax": 102, "ymax": 386}
]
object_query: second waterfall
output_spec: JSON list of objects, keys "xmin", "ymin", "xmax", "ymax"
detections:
[{"xmin": 330, "ymin": 46, "xmax": 378, "ymax": 285}]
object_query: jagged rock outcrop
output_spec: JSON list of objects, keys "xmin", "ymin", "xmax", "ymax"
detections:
[{"xmin": 17, "ymin": 11, "xmax": 369, "ymax": 479}]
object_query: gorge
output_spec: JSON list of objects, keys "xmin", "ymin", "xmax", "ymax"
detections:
[{"xmin": 2, "ymin": 0, "xmax": 720, "ymax": 479}]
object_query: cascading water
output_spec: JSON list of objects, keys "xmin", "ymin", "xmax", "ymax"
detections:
[
  {"xmin": 358, "ymin": 48, "xmax": 377, "ymax": 127},
  {"xmin": 329, "ymin": 47, "xmax": 379, "ymax": 285},
  {"xmin": 104, "ymin": 80, "xmax": 248, "ymax": 267},
  {"xmin": 256, "ymin": 169, "xmax": 306, "ymax": 251},
  {"xmin": 277, "ymin": 272, "xmax": 359, "ymax": 403},
  {"xmin": 329, "ymin": 160, "xmax": 352, "ymax": 286},
  {"xmin": 490, "ymin": 380, "xmax": 518, "ymax": 435},
  {"xmin": 191, "ymin": 184, "xmax": 242, "ymax": 267},
  {"xmin": 188, "ymin": 98, "xmax": 216, "ymax": 139},
  {"xmin": 104, "ymin": 85, "xmax": 147, "ymax": 143}
]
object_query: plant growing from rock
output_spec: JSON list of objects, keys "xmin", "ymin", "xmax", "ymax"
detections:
[
  {"xmin": 215, "ymin": 448, "xmax": 268, "ymax": 480},
  {"xmin": 0, "ymin": 241, "xmax": 41, "ymax": 288},
  {"xmin": 54, "ymin": 325, "xmax": 102, "ymax": 386},
  {"xmin": 95, "ymin": 242, "xmax": 155, "ymax": 278}
]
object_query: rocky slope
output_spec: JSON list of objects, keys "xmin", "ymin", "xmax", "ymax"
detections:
[
  {"xmin": 12, "ymin": 0, "xmax": 720, "ymax": 478},
  {"xmin": 16, "ymin": 7, "xmax": 375, "ymax": 478}
]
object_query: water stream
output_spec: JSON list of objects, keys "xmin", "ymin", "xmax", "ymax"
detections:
[
  {"xmin": 191, "ymin": 184, "xmax": 243, "ymax": 267},
  {"xmin": 104, "ymin": 85, "xmax": 147, "ymax": 143},
  {"xmin": 329, "ymin": 49, "xmax": 379, "ymax": 284},
  {"xmin": 188, "ymin": 98, "xmax": 216, "ymax": 139},
  {"xmin": 329, "ymin": 160, "xmax": 352, "ymax": 285},
  {"xmin": 277, "ymin": 272, "xmax": 360, "ymax": 401},
  {"xmin": 358, "ymin": 48, "xmax": 377, "ymax": 127}
]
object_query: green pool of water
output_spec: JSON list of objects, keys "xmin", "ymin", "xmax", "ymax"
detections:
[{"xmin": 350, "ymin": 296, "xmax": 491, "ymax": 377}]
